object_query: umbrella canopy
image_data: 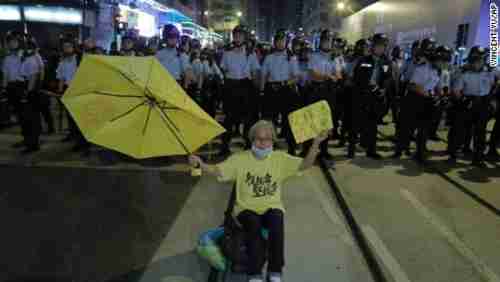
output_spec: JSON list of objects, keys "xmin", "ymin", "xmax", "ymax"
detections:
[{"xmin": 61, "ymin": 55, "xmax": 225, "ymax": 159}]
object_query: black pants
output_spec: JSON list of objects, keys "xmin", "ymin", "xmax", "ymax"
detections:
[
  {"xmin": 201, "ymin": 78, "xmax": 220, "ymax": 117},
  {"xmin": 6, "ymin": 82, "xmax": 25, "ymax": 127},
  {"xmin": 222, "ymin": 79, "xmax": 252, "ymax": 150},
  {"xmin": 448, "ymin": 96, "xmax": 490, "ymax": 160},
  {"xmin": 489, "ymin": 100, "xmax": 500, "ymax": 151},
  {"xmin": 396, "ymin": 92, "xmax": 435, "ymax": 158},
  {"xmin": 63, "ymin": 85, "xmax": 89, "ymax": 149},
  {"xmin": 331, "ymin": 84, "xmax": 344, "ymax": 136},
  {"xmin": 263, "ymin": 83, "xmax": 300, "ymax": 153},
  {"xmin": 237, "ymin": 209, "xmax": 284, "ymax": 276},
  {"xmin": 39, "ymin": 94, "xmax": 54, "ymax": 132},
  {"xmin": 348, "ymin": 88, "xmax": 383, "ymax": 154},
  {"xmin": 20, "ymin": 91, "xmax": 42, "ymax": 148},
  {"xmin": 302, "ymin": 82, "xmax": 336, "ymax": 156}
]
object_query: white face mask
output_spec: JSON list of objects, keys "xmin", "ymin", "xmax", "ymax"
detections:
[{"xmin": 252, "ymin": 144, "xmax": 273, "ymax": 159}]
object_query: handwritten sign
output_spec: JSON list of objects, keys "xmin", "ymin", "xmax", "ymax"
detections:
[{"xmin": 288, "ymin": 100, "xmax": 333, "ymax": 144}]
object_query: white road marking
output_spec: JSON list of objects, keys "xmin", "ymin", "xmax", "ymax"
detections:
[
  {"xmin": 362, "ymin": 225, "xmax": 412, "ymax": 282},
  {"xmin": 307, "ymin": 174, "xmax": 356, "ymax": 247},
  {"xmin": 401, "ymin": 189, "xmax": 500, "ymax": 282}
]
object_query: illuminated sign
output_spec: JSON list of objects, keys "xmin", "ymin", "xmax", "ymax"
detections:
[{"xmin": 24, "ymin": 6, "xmax": 82, "ymax": 24}]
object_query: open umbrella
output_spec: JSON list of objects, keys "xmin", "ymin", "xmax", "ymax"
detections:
[{"xmin": 61, "ymin": 55, "xmax": 225, "ymax": 159}]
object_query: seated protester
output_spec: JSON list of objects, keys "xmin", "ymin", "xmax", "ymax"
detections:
[{"xmin": 189, "ymin": 120, "xmax": 329, "ymax": 282}]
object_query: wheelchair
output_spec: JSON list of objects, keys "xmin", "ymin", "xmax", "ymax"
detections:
[{"xmin": 208, "ymin": 185, "xmax": 269, "ymax": 282}]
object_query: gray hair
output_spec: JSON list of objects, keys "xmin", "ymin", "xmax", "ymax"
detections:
[{"xmin": 248, "ymin": 120, "xmax": 278, "ymax": 143}]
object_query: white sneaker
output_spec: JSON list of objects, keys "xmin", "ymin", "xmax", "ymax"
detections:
[{"xmin": 249, "ymin": 279, "xmax": 263, "ymax": 282}]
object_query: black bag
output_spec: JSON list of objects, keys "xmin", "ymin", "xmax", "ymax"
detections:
[
  {"xmin": 219, "ymin": 185, "xmax": 270, "ymax": 274},
  {"xmin": 220, "ymin": 186, "xmax": 250, "ymax": 273}
]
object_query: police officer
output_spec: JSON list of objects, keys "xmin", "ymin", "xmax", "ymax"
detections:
[
  {"xmin": 349, "ymin": 33, "xmax": 392, "ymax": 159},
  {"xmin": 218, "ymin": 24, "xmax": 260, "ymax": 156},
  {"xmin": 57, "ymin": 34, "xmax": 90, "ymax": 155},
  {"xmin": 393, "ymin": 40, "xmax": 441, "ymax": 164},
  {"xmin": 301, "ymin": 29, "xmax": 339, "ymax": 161},
  {"xmin": 393, "ymin": 40, "xmax": 424, "ymax": 144},
  {"xmin": 260, "ymin": 29, "xmax": 300, "ymax": 155},
  {"xmin": 1, "ymin": 31, "xmax": 25, "ymax": 143},
  {"xmin": 389, "ymin": 45, "xmax": 404, "ymax": 125},
  {"xmin": 18, "ymin": 36, "xmax": 44, "ymax": 154},
  {"xmin": 428, "ymin": 45, "xmax": 453, "ymax": 141},
  {"xmin": 344, "ymin": 39, "xmax": 370, "ymax": 151},
  {"xmin": 179, "ymin": 35, "xmax": 191, "ymax": 55},
  {"xmin": 156, "ymin": 24, "xmax": 193, "ymax": 90},
  {"xmin": 332, "ymin": 37, "xmax": 347, "ymax": 145},
  {"xmin": 448, "ymin": 47, "xmax": 499, "ymax": 167}
]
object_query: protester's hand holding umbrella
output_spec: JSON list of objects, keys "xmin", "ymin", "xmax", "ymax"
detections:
[{"xmin": 61, "ymin": 55, "xmax": 225, "ymax": 166}]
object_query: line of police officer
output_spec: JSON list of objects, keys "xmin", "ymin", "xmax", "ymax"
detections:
[
  {"xmin": 213, "ymin": 25, "xmax": 500, "ymax": 168},
  {"xmin": 1, "ymin": 31, "xmax": 45, "ymax": 154},
  {"xmin": 2, "ymin": 25, "xmax": 499, "ymax": 167}
]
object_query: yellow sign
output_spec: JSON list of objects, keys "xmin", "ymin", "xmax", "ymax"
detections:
[{"xmin": 288, "ymin": 100, "xmax": 333, "ymax": 144}]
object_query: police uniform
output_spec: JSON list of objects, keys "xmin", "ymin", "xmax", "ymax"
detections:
[
  {"xmin": 487, "ymin": 76, "xmax": 500, "ymax": 158},
  {"xmin": 200, "ymin": 59, "xmax": 224, "ymax": 117},
  {"xmin": 19, "ymin": 51, "xmax": 44, "ymax": 152},
  {"xmin": 219, "ymin": 45, "xmax": 259, "ymax": 152},
  {"xmin": 57, "ymin": 53, "xmax": 90, "ymax": 153},
  {"xmin": 399, "ymin": 62, "xmax": 441, "ymax": 162},
  {"xmin": 261, "ymin": 49, "xmax": 300, "ymax": 154},
  {"xmin": 155, "ymin": 47, "xmax": 192, "ymax": 86},
  {"xmin": 302, "ymin": 49, "xmax": 338, "ymax": 158},
  {"xmin": 448, "ymin": 66, "xmax": 498, "ymax": 165},
  {"xmin": 349, "ymin": 52, "xmax": 392, "ymax": 159},
  {"xmin": 2, "ymin": 50, "xmax": 24, "ymax": 126}
]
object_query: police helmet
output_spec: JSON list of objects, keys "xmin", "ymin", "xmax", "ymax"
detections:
[
  {"xmin": 333, "ymin": 37, "xmax": 346, "ymax": 49},
  {"xmin": 162, "ymin": 24, "xmax": 180, "ymax": 40},
  {"xmin": 354, "ymin": 38, "xmax": 369, "ymax": 55},
  {"xmin": 469, "ymin": 46, "xmax": 487, "ymax": 58},
  {"xmin": 434, "ymin": 45, "xmax": 453, "ymax": 62},
  {"xmin": 420, "ymin": 38, "xmax": 437, "ymax": 52},
  {"xmin": 5, "ymin": 30, "xmax": 24, "ymax": 43},
  {"xmin": 191, "ymin": 38, "xmax": 201, "ymax": 50},
  {"xmin": 60, "ymin": 33, "xmax": 77, "ymax": 46},
  {"xmin": 371, "ymin": 33, "xmax": 389, "ymax": 46}
]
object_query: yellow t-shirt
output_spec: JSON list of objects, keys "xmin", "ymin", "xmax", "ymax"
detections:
[{"xmin": 216, "ymin": 150, "xmax": 303, "ymax": 217}]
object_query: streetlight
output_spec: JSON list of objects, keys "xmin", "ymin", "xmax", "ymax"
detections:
[
  {"xmin": 204, "ymin": 10, "xmax": 209, "ymax": 16},
  {"xmin": 337, "ymin": 1, "xmax": 346, "ymax": 11},
  {"xmin": 236, "ymin": 11, "xmax": 242, "ymax": 17}
]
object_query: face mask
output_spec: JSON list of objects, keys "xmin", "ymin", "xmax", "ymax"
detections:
[{"xmin": 252, "ymin": 144, "xmax": 273, "ymax": 159}]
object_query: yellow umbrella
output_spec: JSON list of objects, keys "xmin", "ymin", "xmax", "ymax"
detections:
[{"xmin": 61, "ymin": 55, "xmax": 225, "ymax": 159}]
